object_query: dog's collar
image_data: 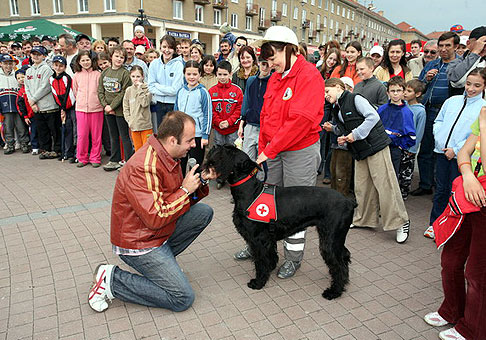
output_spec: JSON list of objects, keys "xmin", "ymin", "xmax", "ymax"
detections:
[{"xmin": 229, "ymin": 168, "xmax": 259, "ymax": 187}]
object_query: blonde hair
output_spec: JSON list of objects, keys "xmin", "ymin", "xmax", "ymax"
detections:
[{"xmin": 92, "ymin": 40, "xmax": 108, "ymax": 53}]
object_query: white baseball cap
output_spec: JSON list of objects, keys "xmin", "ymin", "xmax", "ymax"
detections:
[
  {"xmin": 369, "ymin": 45, "xmax": 384, "ymax": 57},
  {"xmin": 459, "ymin": 35, "xmax": 468, "ymax": 46},
  {"xmin": 252, "ymin": 26, "xmax": 299, "ymax": 48},
  {"xmin": 135, "ymin": 45, "xmax": 146, "ymax": 54},
  {"xmin": 340, "ymin": 77, "xmax": 355, "ymax": 89}
]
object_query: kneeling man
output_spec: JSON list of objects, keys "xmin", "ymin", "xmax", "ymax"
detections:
[{"xmin": 89, "ymin": 111, "xmax": 215, "ymax": 312}]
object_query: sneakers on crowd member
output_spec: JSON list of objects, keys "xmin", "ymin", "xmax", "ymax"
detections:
[
  {"xmin": 21, "ymin": 144, "xmax": 30, "ymax": 153},
  {"xmin": 77, "ymin": 162, "xmax": 88, "ymax": 168},
  {"xmin": 2, "ymin": 144, "xmax": 7, "ymax": 150},
  {"xmin": 103, "ymin": 161, "xmax": 121, "ymax": 171},
  {"xmin": 4, "ymin": 145, "xmax": 15, "ymax": 155},
  {"xmin": 234, "ymin": 245, "xmax": 252, "ymax": 260},
  {"xmin": 424, "ymin": 312, "xmax": 449, "ymax": 327},
  {"xmin": 396, "ymin": 220, "xmax": 410, "ymax": 243},
  {"xmin": 439, "ymin": 328, "xmax": 465, "ymax": 340},
  {"xmin": 69, "ymin": 157, "xmax": 77, "ymax": 164},
  {"xmin": 410, "ymin": 187, "xmax": 433, "ymax": 196},
  {"xmin": 88, "ymin": 264, "xmax": 115, "ymax": 313},
  {"xmin": 118, "ymin": 160, "xmax": 126, "ymax": 167},
  {"xmin": 277, "ymin": 260, "xmax": 301, "ymax": 279},
  {"xmin": 424, "ymin": 225, "xmax": 435, "ymax": 239},
  {"xmin": 92, "ymin": 163, "xmax": 101, "ymax": 168},
  {"xmin": 14, "ymin": 142, "xmax": 20, "ymax": 150},
  {"xmin": 322, "ymin": 178, "xmax": 331, "ymax": 185},
  {"xmin": 31, "ymin": 148, "xmax": 39, "ymax": 155}
]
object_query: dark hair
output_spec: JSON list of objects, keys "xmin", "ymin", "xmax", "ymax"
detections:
[
  {"xmin": 325, "ymin": 77, "xmax": 346, "ymax": 90},
  {"xmin": 73, "ymin": 50, "xmax": 99, "ymax": 72},
  {"xmin": 97, "ymin": 51, "xmax": 110, "ymax": 61},
  {"xmin": 130, "ymin": 65, "xmax": 144, "ymax": 77},
  {"xmin": 238, "ymin": 46, "xmax": 257, "ymax": 66},
  {"xmin": 22, "ymin": 40, "xmax": 32, "ymax": 47},
  {"xmin": 235, "ymin": 36, "xmax": 248, "ymax": 45},
  {"xmin": 382, "ymin": 39, "xmax": 409, "ymax": 76},
  {"xmin": 325, "ymin": 40, "xmax": 341, "ymax": 55},
  {"xmin": 109, "ymin": 45, "xmax": 127, "ymax": 63},
  {"xmin": 107, "ymin": 37, "xmax": 120, "ymax": 45},
  {"xmin": 157, "ymin": 110, "xmax": 195, "ymax": 143},
  {"xmin": 467, "ymin": 67, "xmax": 486, "ymax": 86},
  {"xmin": 356, "ymin": 56, "xmax": 374, "ymax": 69},
  {"xmin": 406, "ymin": 79, "xmax": 426, "ymax": 101},
  {"xmin": 438, "ymin": 31, "xmax": 460, "ymax": 45},
  {"xmin": 200, "ymin": 55, "xmax": 217, "ymax": 76},
  {"xmin": 340, "ymin": 41, "xmax": 362, "ymax": 77},
  {"xmin": 260, "ymin": 42, "xmax": 298, "ymax": 72},
  {"xmin": 220, "ymin": 38, "xmax": 232, "ymax": 47},
  {"xmin": 58, "ymin": 34, "xmax": 76, "ymax": 47},
  {"xmin": 121, "ymin": 40, "xmax": 135, "ymax": 48},
  {"xmin": 298, "ymin": 42, "xmax": 308, "ymax": 58},
  {"xmin": 216, "ymin": 60, "xmax": 232, "ymax": 74},
  {"xmin": 387, "ymin": 76, "xmax": 406, "ymax": 90},
  {"xmin": 320, "ymin": 47, "xmax": 341, "ymax": 79},
  {"xmin": 31, "ymin": 37, "xmax": 41, "ymax": 43},
  {"xmin": 160, "ymin": 35, "xmax": 179, "ymax": 60},
  {"xmin": 410, "ymin": 39, "xmax": 422, "ymax": 47},
  {"xmin": 184, "ymin": 60, "xmax": 201, "ymax": 74},
  {"xmin": 180, "ymin": 38, "xmax": 191, "ymax": 46}
]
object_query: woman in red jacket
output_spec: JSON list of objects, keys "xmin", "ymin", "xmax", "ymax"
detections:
[{"xmin": 243, "ymin": 26, "xmax": 325, "ymax": 278}]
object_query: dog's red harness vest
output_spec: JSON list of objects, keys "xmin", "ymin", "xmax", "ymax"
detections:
[{"xmin": 246, "ymin": 184, "xmax": 277, "ymax": 223}]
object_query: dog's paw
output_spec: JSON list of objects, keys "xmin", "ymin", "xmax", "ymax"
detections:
[
  {"xmin": 322, "ymin": 288, "xmax": 342, "ymax": 300},
  {"xmin": 247, "ymin": 279, "xmax": 264, "ymax": 290}
]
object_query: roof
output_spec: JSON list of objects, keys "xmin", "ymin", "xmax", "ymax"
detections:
[
  {"xmin": 427, "ymin": 30, "xmax": 472, "ymax": 40},
  {"xmin": 340, "ymin": 0, "xmax": 400, "ymax": 31},
  {"xmin": 396, "ymin": 21, "xmax": 428, "ymax": 38}
]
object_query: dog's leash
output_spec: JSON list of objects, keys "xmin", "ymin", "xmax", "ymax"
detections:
[{"xmin": 261, "ymin": 161, "xmax": 268, "ymax": 183}]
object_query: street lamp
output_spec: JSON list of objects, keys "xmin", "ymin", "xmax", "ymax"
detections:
[{"xmin": 133, "ymin": 8, "xmax": 151, "ymax": 28}]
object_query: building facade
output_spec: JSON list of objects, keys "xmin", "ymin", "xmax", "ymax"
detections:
[
  {"xmin": 397, "ymin": 21, "xmax": 429, "ymax": 43},
  {"xmin": 2, "ymin": 0, "xmax": 402, "ymax": 53}
]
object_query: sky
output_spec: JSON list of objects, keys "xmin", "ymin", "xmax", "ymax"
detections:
[{"xmin": 364, "ymin": 0, "xmax": 485, "ymax": 35}]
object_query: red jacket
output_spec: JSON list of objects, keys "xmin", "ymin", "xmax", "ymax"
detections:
[
  {"xmin": 259, "ymin": 54, "xmax": 325, "ymax": 159},
  {"xmin": 209, "ymin": 81, "xmax": 243, "ymax": 135},
  {"xmin": 132, "ymin": 36, "xmax": 153, "ymax": 49},
  {"xmin": 49, "ymin": 72, "xmax": 75, "ymax": 111},
  {"xmin": 16, "ymin": 86, "xmax": 34, "ymax": 119},
  {"xmin": 110, "ymin": 135, "xmax": 209, "ymax": 250}
]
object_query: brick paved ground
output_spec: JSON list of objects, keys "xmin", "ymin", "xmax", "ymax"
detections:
[{"xmin": 0, "ymin": 151, "xmax": 449, "ymax": 340}]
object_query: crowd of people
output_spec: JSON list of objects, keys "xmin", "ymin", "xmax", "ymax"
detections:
[{"xmin": 1, "ymin": 22, "xmax": 486, "ymax": 339}]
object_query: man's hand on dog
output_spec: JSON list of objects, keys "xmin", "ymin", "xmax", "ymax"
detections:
[{"xmin": 201, "ymin": 168, "xmax": 218, "ymax": 181}]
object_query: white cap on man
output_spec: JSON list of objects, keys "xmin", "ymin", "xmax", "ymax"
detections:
[{"xmin": 370, "ymin": 45, "xmax": 384, "ymax": 57}]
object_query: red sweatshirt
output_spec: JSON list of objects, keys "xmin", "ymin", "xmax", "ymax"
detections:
[
  {"xmin": 132, "ymin": 36, "xmax": 153, "ymax": 49},
  {"xmin": 259, "ymin": 54, "xmax": 325, "ymax": 159},
  {"xmin": 208, "ymin": 81, "xmax": 243, "ymax": 135},
  {"xmin": 16, "ymin": 85, "xmax": 34, "ymax": 119}
]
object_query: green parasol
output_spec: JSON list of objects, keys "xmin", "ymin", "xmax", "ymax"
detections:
[{"xmin": 0, "ymin": 19, "xmax": 92, "ymax": 42}]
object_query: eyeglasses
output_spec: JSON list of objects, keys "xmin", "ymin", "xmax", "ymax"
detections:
[
  {"xmin": 424, "ymin": 50, "xmax": 437, "ymax": 55},
  {"xmin": 235, "ymin": 43, "xmax": 243, "ymax": 47}
]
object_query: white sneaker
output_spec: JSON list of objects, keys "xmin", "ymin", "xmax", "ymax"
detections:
[
  {"xmin": 31, "ymin": 149, "xmax": 39, "ymax": 155},
  {"xmin": 396, "ymin": 221, "xmax": 410, "ymax": 243},
  {"xmin": 88, "ymin": 264, "xmax": 115, "ymax": 312},
  {"xmin": 424, "ymin": 225, "xmax": 435, "ymax": 239},
  {"xmin": 424, "ymin": 311, "xmax": 449, "ymax": 327},
  {"xmin": 439, "ymin": 327, "xmax": 466, "ymax": 340}
]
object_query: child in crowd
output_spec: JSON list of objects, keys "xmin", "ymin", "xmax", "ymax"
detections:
[
  {"xmin": 174, "ymin": 60, "xmax": 212, "ymax": 175},
  {"xmin": 199, "ymin": 55, "xmax": 218, "ymax": 90},
  {"xmin": 424, "ymin": 68, "xmax": 486, "ymax": 239},
  {"xmin": 15, "ymin": 66, "xmax": 38, "ymax": 154},
  {"xmin": 354, "ymin": 57, "xmax": 389, "ymax": 109},
  {"xmin": 97, "ymin": 52, "xmax": 111, "ymax": 71},
  {"xmin": 25, "ymin": 46, "xmax": 61, "ymax": 160},
  {"xmin": 144, "ymin": 48, "xmax": 159, "ymax": 65},
  {"xmin": 122, "ymin": 66, "xmax": 153, "ymax": 152},
  {"xmin": 49, "ymin": 55, "xmax": 76, "ymax": 162},
  {"xmin": 73, "ymin": 50, "xmax": 104, "ymax": 168},
  {"xmin": 377, "ymin": 77, "xmax": 416, "ymax": 176},
  {"xmin": 324, "ymin": 77, "xmax": 410, "ymax": 243},
  {"xmin": 98, "ymin": 46, "xmax": 133, "ymax": 171},
  {"xmin": 132, "ymin": 26, "xmax": 153, "ymax": 49},
  {"xmin": 330, "ymin": 41, "xmax": 363, "ymax": 85},
  {"xmin": 95, "ymin": 51, "xmax": 112, "ymax": 157},
  {"xmin": 0, "ymin": 54, "xmax": 30, "ymax": 154},
  {"xmin": 401, "ymin": 79, "xmax": 426, "ymax": 200},
  {"xmin": 208, "ymin": 60, "xmax": 243, "ymax": 188}
]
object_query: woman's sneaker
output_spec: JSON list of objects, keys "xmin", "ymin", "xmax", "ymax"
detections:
[
  {"xmin": 424, "ymin": 225, "xmax": 435, "ymax": 239},
  {"xmin": 88, "ymin": 264, "xmax": 115, "ymax": 313},
  {"xmin": 424, "ymin": 311, "xmax": 449, "ymax": 327},
  {"xmin": 439, "ymin": 328, "xmax": 465, "ymax": 340},
  {"xmin": 234, "ymin": 245, "xmax": 252, "ymax": 260},
  {"xmin": 103, "ymin": 161, "xmax": 121, "ymax": 171},
  {"xmin": 396, "ymin": 220, "xmax": 410, "ymax": 243}
]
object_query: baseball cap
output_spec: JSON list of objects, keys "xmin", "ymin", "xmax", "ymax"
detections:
[
  {"xmin": 450, "ymin": 24, "xmax": 464, "ymax": 33},
  {"xmin": 0, "ymin": 54, "xmax": 19, "ymax": 64},
  {"xmin": 192, "ymin": 39, "xmax": 202, "ymax": 46},
  {"xmin": 252, "ymin": 26, "xmax": 298, "ymax": 48},
  {"xmin": 75, "ymin": 33, "xmax": 90, "ymax": 43},
  {"xmin": 340, "ymin": 77, "xmax": 354, "ymax": 90},
  {"xmin": 369, "ymin": 45, "xmax": 384, "ymax": 57},
  {"xmin": 469, "ymin": 26, "xmax": 486, "ymax": 40},
  {"xmin": 15, "ymin": 65, "xmax": 29, "ymax": 77},
  {"xmin": 31, "ymin": 46, "xmax": 48, "ymax": 56},
  {"xmin": 11, "ymin": 42, "xmax": 22, "ymax": 49},
  {"xmin": 52, "ymin": 55, "xmax": 67, "ymax": 65},
  {"xmin": 135, "ymin": 45, "xmax": 146, "ymax": 54},
  {"xmin": 459, "ymin": 35, "xmax": 469, "ymax": 46}
]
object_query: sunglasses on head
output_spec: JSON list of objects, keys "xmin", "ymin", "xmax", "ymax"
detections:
[{"xmin": 424, "ymin": 50, "xmax": 437, "ymax": 55}]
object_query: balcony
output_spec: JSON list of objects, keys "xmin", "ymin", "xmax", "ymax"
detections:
[
  {"xmin": 212, "ymin": 0, "xmax": 227, "ymax": 9},
  {"xmin": 193, "ymin": 0, "xmax": 211, "ymax": 4},
  {"xmin": 301, "ymin": 19, "xmax": 310, "ymax": 29},
  {"xmin": 316, "ymin": 23, "xmax": 324, "ymax": 31},
  {"xmin": 258, "ymin": 19, "xmax": 271, "ymax": 30},
  {"xmin": 246, "ymin": 3, "xmax": 258, "ymax": 16},
  {"xmin": 271, "ymin": 10, "xmax": 282, "ymax": 22}
]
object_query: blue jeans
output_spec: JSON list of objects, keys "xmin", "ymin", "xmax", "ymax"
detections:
[
  {"xmin": 430, "ymin": 153, "xmax": 460, "ymax": 225},
  {"xmin": 155, "ymin": 102, "xmax": 174, "ymax": 129},
  {"xmin": 111, "ymin": 203, "xmax": 213, "ymax": 311},
  {"xmin": 417, "ymin": 106, "xmax": 440, "ymax": 190}
]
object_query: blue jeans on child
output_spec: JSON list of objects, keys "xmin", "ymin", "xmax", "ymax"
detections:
[{"xmin": 111, "ymin": 203, "xmax": 213, "ymax": 311}]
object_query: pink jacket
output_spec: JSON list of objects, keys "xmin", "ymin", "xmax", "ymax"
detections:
[{"xmin": 73, "ymin": 68, "xmax": 103, "ymax": 113}]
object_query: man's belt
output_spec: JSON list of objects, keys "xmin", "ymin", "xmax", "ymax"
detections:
[{"xmin": 38, "ymin": 109, "xmax": 59, "ymax": 114}]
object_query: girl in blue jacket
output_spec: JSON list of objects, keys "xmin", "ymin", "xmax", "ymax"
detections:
[
  {"xmin": 425, "ymin": 68, "xmax": 486, "ymax": 239},
  {"xmin": 174, "ymin": 60, "xmax": 212, "ymax": 175}
]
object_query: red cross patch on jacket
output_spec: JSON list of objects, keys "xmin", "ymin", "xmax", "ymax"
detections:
[{"xmin": 246, "ymin": 184, "xmax": 277, "ymax": 223}]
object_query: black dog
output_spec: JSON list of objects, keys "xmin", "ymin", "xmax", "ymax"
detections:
[{"xmin": 204, "ymin": 145, "xmax": 356, "ymax": 300}]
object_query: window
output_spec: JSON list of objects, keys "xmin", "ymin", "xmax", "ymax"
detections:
[
  {"xmin": 311, "ymin": 0, "xmax": 315, "ymax": 6},
  {"xmin": 173, "ymin": 0, "xmax": 183, "ymax": 19},
  {"xmin": 231, "ymin": 0, "xmax": 238, "ymax": 3},
  {"xmin": 318, "ymin": 0, "xmax": 322, "ymax": 8},
  {"xmin": 282, "ymin": 3, "xmax": 287, "ymax": 16},
  {"xmin": 9, "ymin": 0, "xmax": 19, "ymax": 15},
  {"xmin": 78, "ymin": 0, "xmax": 88, "ymax": 12},
  {"xmin": 330, "ymin": 18, "xmax": 333, "ymax": 29},
  {"xmin": 336, "ymin": 4, "xmax": 339, "ymax": 14},
  {"xmin": 53, "ymin": 0, "xmax": 63, "ymax": 13},
  {"xmin": 293, "ymin": 6, "xmax": 298, "ymax": 19},
  {"xmin": 214, "ymin": 9, "xmax": 221, "ymax": 25},
  {"xmin": 347, "ymin": 9, "xmax": 350, "ymax": 19},
  {"xmin": 245, "ymin": 16, "xmax": 252, "ymax": 30},
  {"xmin": 323, "ymin": 16, "xmax": 327, "ymax": 27},
  {"xmin": 31, "ymin": 0, "xmax": 40, "ymax": 14},
  {"xmin": 325, "ymin": 0, "xmax": 328, "ymax": 10},
  {"xmin": 104, "ymin": 0, "xmax": 115, "ymax": 12},
  {"xmin": 316, "ymin": 33, "xmax": 319, "ymax": 43},
  {"xmin": 195, "ymin": 5, "xmax": 203, "ymax": 22},
  {"xmin": 230, "ymin": 13, "xmax": 238, "ymax": 28},
  {"xmin": 341, "ymin": 7, "xmax": 345, "ymax": 17},
  {"xmin": 272, "ymin": 0, "xmax": 277, "ymax": 11},
  {"xmin": 331, "ymin": 2, "xmax": 334, "ymax": 13},
  {"xmin": 323, "ymin": 34, "xmax": 327, "ymax": 42},
  {"xmin": 302, "ymin": 9, "xmax": 306, "ymax": 22},
  {"xmin": 352, "ymin": 11, "xmax": 354, "ymax": 20},
  {"xmin": 316, "ymin": 14, "xmax": 320, "ymax": 26}
]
